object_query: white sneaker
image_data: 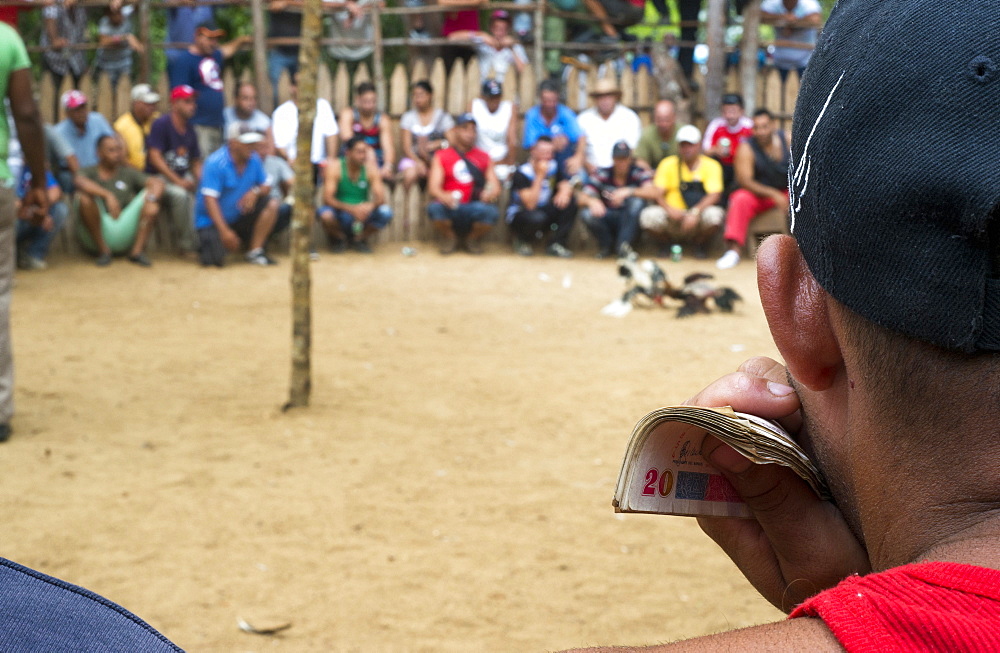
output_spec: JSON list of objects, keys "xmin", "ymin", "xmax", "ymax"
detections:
[{"xmin": 715, "ymin": 249, "xmax": 741, "ymax": 270}]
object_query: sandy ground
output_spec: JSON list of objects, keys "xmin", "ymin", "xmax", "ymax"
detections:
[{"xmin": 2, "ymin": 244, "xmax": 785, "ymax": 651}]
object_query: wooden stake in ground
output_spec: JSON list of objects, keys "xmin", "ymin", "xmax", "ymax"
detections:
[{"xmin": 285, "ymin": 0, "xmax": 323, "ymax": 410}]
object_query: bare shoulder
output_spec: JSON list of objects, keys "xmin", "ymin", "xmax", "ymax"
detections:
[{"xmin": 564, "ymin": 618, "xmax": 842, "ymax": 653}]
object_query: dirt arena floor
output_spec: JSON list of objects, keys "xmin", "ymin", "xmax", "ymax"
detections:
[{"xmin": 3, "ymin": 243, "xmax": 786, "ymax": 651}]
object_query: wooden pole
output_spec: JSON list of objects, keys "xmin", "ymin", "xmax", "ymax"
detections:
[
  {"xmin": 704, "ymin": 0, "xmax": 727, "ymax": 123},
  {"xmin": 739, "ymin": 0, "xmax": 760, "ymax": 115},
  {"xmin": 373, "ymin": 2, "xmax": 386, "ymax": 113},
  {"xmin": 250, "ymin": 0, "xmax": 272, "ymax": 114},
  {"xmin": 137, "ymin": 0, "xmax": 151, "ymax": 83},
  {"xmin": 285, "ymin": 0, "xmax": 321, "ymax": 411},
  {"xmin": 532, "ymin": 0, "xmax": 544, "ymax": 86}
]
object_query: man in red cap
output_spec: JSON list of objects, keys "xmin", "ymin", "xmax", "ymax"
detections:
[
  {"xmin": 166, "ymin": 20, "xmax": 250, "ymax": 161},
  {"xmin": 144, "ymin": 85, "xmax": 202, "ymax": 257}
]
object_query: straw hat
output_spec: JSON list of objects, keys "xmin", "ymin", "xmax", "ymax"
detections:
[{"xmin": 589, "ymin": 78, "xmax": 622, "ymax": 97}]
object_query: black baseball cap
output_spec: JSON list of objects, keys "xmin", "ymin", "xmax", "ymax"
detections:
[
  {"xmin": 481, "ymin": 79, "xmax": 502, "ymax": 97},
  {"xmin": 455, "ymin": 112, "xmax": 476, "ymax": 126},
  {"xmin": 790, "ymin": 0, "xmax": 1000, "ymax": 352},
  {"xmin": 611, "ymin": 141, "xmax": 632, "ymax": 158},
  {"xmin": 721, "ymin": 93, "xmax": 743, "ymax": 107}
]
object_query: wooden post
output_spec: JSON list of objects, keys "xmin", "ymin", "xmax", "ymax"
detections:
[
  {"xmin": 286, "ymin": 0, "xmax": 322, "ymax": 411},
  {"xmin": 704, "ymin": 0, "xmax": 727, "ymax": 123},
  {"xmin": 532, "ymin": 0, "xmax": 544, "ymax": 85},
  {"xmin": 250, "ymin": 0, "xmax": 272, "ymax": 114},
  {"xmin": 137, "ymin": 0, "xmax": 151, "ymax": 83},
  {"xmin": 372, "ymin": 2, "xmax": 386, "ymax": 113},
  {"xmin": 739, "ymin": 0, "xmax": 760, "ymax": 115}
]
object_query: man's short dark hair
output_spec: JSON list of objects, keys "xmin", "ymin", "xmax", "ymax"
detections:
[
  {"xmin": 538, "ymin": 79, "xmax": 560, "ymax": 96},
  {"xmin": 345, "ymin": 135, "xmax": 367, "ymax": 151},
  {"xmin": 411, "ymin": 80, "xmax": 433, "ymax": 95},
  {"xmin": 722, "ymin": 93, "xmax": 744, "ymax": 108},
  {"xmin": 753, "ymin": 108, "xmax": 774, "ymax": 120},
  {"xmin": 355, "ymin": 81, "xmax": 376, "ymax": 96},
  {"xmin": 533, "ymin": 135, "xmax": 553, "ymax": 146},
  {"xmin": 96, "ymin": 134, "xmax": 117, "ymax": 150}
]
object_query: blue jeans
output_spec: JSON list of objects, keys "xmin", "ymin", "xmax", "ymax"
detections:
[
  {"xmin": 16, "ymin": 200, "xmax": 68, "ymax": 261},
  {"xmin": 268, "ymin": 49, "xmax": 299, "ymax": 107},
  {"xmin": 427, "ymin": 201, "xmax": 499, "ymax": 236},
  {"xmin": 580, "ymin": 196, "xmax": 644, "ymax": 254},
  {"xmin": 316, "ymin": 204, "xmax": 393, "ymax": 238}
]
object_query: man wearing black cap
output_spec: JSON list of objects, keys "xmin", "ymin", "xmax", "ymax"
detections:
[
  {"xmin": 567, "ymin": 1, "xmax": 1000, "ymax": 650},
  {"xmin": 470, "ymin": 78, "xmax": 517, "ymax": 183},
  {"xmin": 578, "ymin": 140, "xmax": 659, "ymax": 259},
  {"xmin": 166, "ymin": 20, "xmax": 251, "ymax": 159},
  {"xmin": 427, "ymin": 113, "xmax": 500, "ymax": 255}
]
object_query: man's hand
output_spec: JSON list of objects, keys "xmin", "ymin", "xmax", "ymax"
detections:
[
  {"xmin": 687, "ymin": 357, "xmax": 870, "ymax": 612},
  {"xmin": 553, "ymin": 185, "xmax": 572, "ymax": 209},
  {"xmin": 605, "ymin": 187, "xmax": 631, "ymax": 208},
  {"xmin": 480, "ymin": 183, "xmax": 499, "ymax": 204},
  {"xmin": 21, "ymin": 186, "xmax": 48, "ymax": 224},
  {"xmin": 219, "ymin": 225, "xmax": 241, "ymax": 251},
  {"xmin": 238, "ymin": 188, "xmax": 259, "ymax": 214},
  {"xmin": 587, "ymin": 197, "xmax": 606, "ymax": 218},
  {"xmin": 105, "ymin": 194, "xmax": 122, "ymax": 219}
]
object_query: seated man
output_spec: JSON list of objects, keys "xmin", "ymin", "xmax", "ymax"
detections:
[
  {"xmin": 639, "ymin": 125, "xmax": 725, "ymax": 259},
  {"xmin": 52, "ymin": 90, "xmax": 114, "ymax": 170},
  {"xmin": 507, "ymin": 136, "xmax": 575, "ymax": 258},
  {"xmin": 470, "ymin": 78, "xmax": 517, "ymax": 183},
  {"xmin": 73, "ymin": 135, "xmax": 164, "ymax": 267},
  {"xmin": 272, "ymin": 75, "xmax": 339, "ymax": 183},
  {"xmin": 222, "ymin": 82, "xmax": 273, "ymax": 145},
  {"xmin": 576, "ymin": 79, "xmax": 642, "ymax": 178},
  {"xmin": 113, "ymin": 84, "xmax": 160, "ymax": 170},
  {"xmin": 338, "ymin": 81, "xmax": 396, "ymax": 183},
  {"xmin": 716, "ymin": 108, "xmax": 789, "ymax": 270},
  {"xmin": 427, "ymin": 113, "xmax": 501, "ymax": 255},
  {"xmin": 578, "ymin": 141, "xmax": 658, "ymax": 259},
  {"xmin": 634, "ymin": 99, "xmax": 678, "ymax": 172},
  {"xmin": 145, "ymin": 85, "xmax": 202, "ymax": 258},
  {"xmin": 194, "ymin": 123, "xmax": 281, "ymax": 267},
  {"xmin": 316, "ymin": 135, "xmax": 393, "ymax": 254},
  {"xmin": 701, "ymin": 92, "xmax": 753, "ymax": 196},
  {"xmin": 15, "ymin": 167, "xmax": 67, "ymax": 271},
  {"xmin": 522, "ymin": 79, "xmax": 585, "ymax": 175}
]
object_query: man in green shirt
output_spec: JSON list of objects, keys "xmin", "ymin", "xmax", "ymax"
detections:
[
  {"xmin": 0, "ymin": 23, "xmax": 48, "ymax": 442},
  {"xmin": 73, "ymin": 134, "xmax": 165, "ymax": 266},
  {"xmin": 635, "ymin": 99, "xmax": 678, "ymax": 172},
  {"xmin": 316, "ymin": 135, "xmax": 393, "ymax": 253}
]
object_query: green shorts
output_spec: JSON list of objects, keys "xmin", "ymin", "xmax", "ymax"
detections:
[{"xmin": 75, "ymin": 191, "xmax": 146, "ymax": 255}]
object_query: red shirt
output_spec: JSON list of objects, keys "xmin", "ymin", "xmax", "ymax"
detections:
[
  {"xmin": 436, "ymin": 146, "xmax": 491, "ymax": 203},
  {"xmin": 790, "ymin": 562, "xmax": 1000, "ymax": 652}
]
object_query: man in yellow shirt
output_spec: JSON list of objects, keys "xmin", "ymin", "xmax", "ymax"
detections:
[
  {"xmin": 639, "ymin": 124, "xmax": 724, "ymax": 259},
  {"xmin": 113, "ymin": 84, "xmax": 160, "ymax": 169}
]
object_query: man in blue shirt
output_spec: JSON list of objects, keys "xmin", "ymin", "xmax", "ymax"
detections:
[
  {"xmin": 521, "ymin": 79, "xmax": 585, "ymax": 176},
  {"xmin": 195, "ymin": 122, "xmax": 281, "ymax": 267},
  {"xmin": 51, "ymin": 90, "xmax": 114, "ymax": 171},
  {"xmin": 166, "ymin": 20, "xmax": 249, "ymax": 162}
]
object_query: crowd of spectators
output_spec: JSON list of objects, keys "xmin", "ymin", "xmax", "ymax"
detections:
[{"xmin": 3, "ymin": 1, "xmax": 809, "ymax": 269}]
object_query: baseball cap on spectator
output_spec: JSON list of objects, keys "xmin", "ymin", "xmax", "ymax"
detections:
[
  {"xmin": 790, "ymin": 0, "xmax": 1000, "ymax": 352},
  {"xmin": 62, "ymin": 90, "xmax": 87, "ymax": 110},
  {"xmin": 196, "ymin": 20, "xmax": 225, "ymax": 38},
  {"xmin": 675, "ymin": 125, "xmax": 702, "ymax": 144},
  {"xmin": 170, "ymin": 85, "xmax": 197, "ymax": 102},
  {"xmin": 455, "ymin": 113, "xmax": 476, "ymax": 126},
  {"xmin": 721, "ymin": 93, "xmax": 744, "ymax": 107},
  {"xmin": 226, "ymin": 121, "xmax": 264, "ymax": 144},
  {"xmin": 491, "ymin": 9, "xmax": 510, "ymax": 21},
  {"xmin": 481, "ymin": 79, "xmax": 502, "ymax": 97},
  {"xmin": 130, "ymin": 84, "xmax": 160, "ymax": 104},
  {"xmin": 611, "ymin": 141, "xmax": 632, "ymax": 159}
]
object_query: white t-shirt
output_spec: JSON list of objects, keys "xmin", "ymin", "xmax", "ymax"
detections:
[
  {"xmin": 271, "ymin": 98, "xmax": 339, "ymax": 164},
  {"xmin": 761, "ymin": 0, "xmax": 822, "ymax": 70},
  {"xmin": 474, "ymin": 41, "xmax": 527, "ymax": 84},
  {"xmin": 399, "ymin": 108, "xmax": 454, "ymax": 139},
  {"xmin": 471, "ymin": 97, "xmax": 513, "ymax": 163},
  {"xmin": 576, "ymin": 103, "xmax": 642, "ymax": 169}
]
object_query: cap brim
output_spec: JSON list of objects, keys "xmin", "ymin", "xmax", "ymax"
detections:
[{"xmin": 238, "ymin": 135, "xmax": 265, "ymax": 144}]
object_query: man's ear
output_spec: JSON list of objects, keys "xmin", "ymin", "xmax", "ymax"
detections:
[{"xmin": 756, "ymin": 235, "xmax": 843, "ymax": 391}]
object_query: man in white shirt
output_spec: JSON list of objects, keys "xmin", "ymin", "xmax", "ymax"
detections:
[
  {"xmin": 271, "ymin": 76, "xmax": 339, "ymax": 182},
  {"xmin": 470, "ymin": 78, "xmax": 517, "ymax": 182},
  {"xmin": 575, "ymin": 78, "xmax": 641, "ymax": 177},
  {"xmin": 761, "ymin": 0, "xmax": 822, "ymax": 81}
]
